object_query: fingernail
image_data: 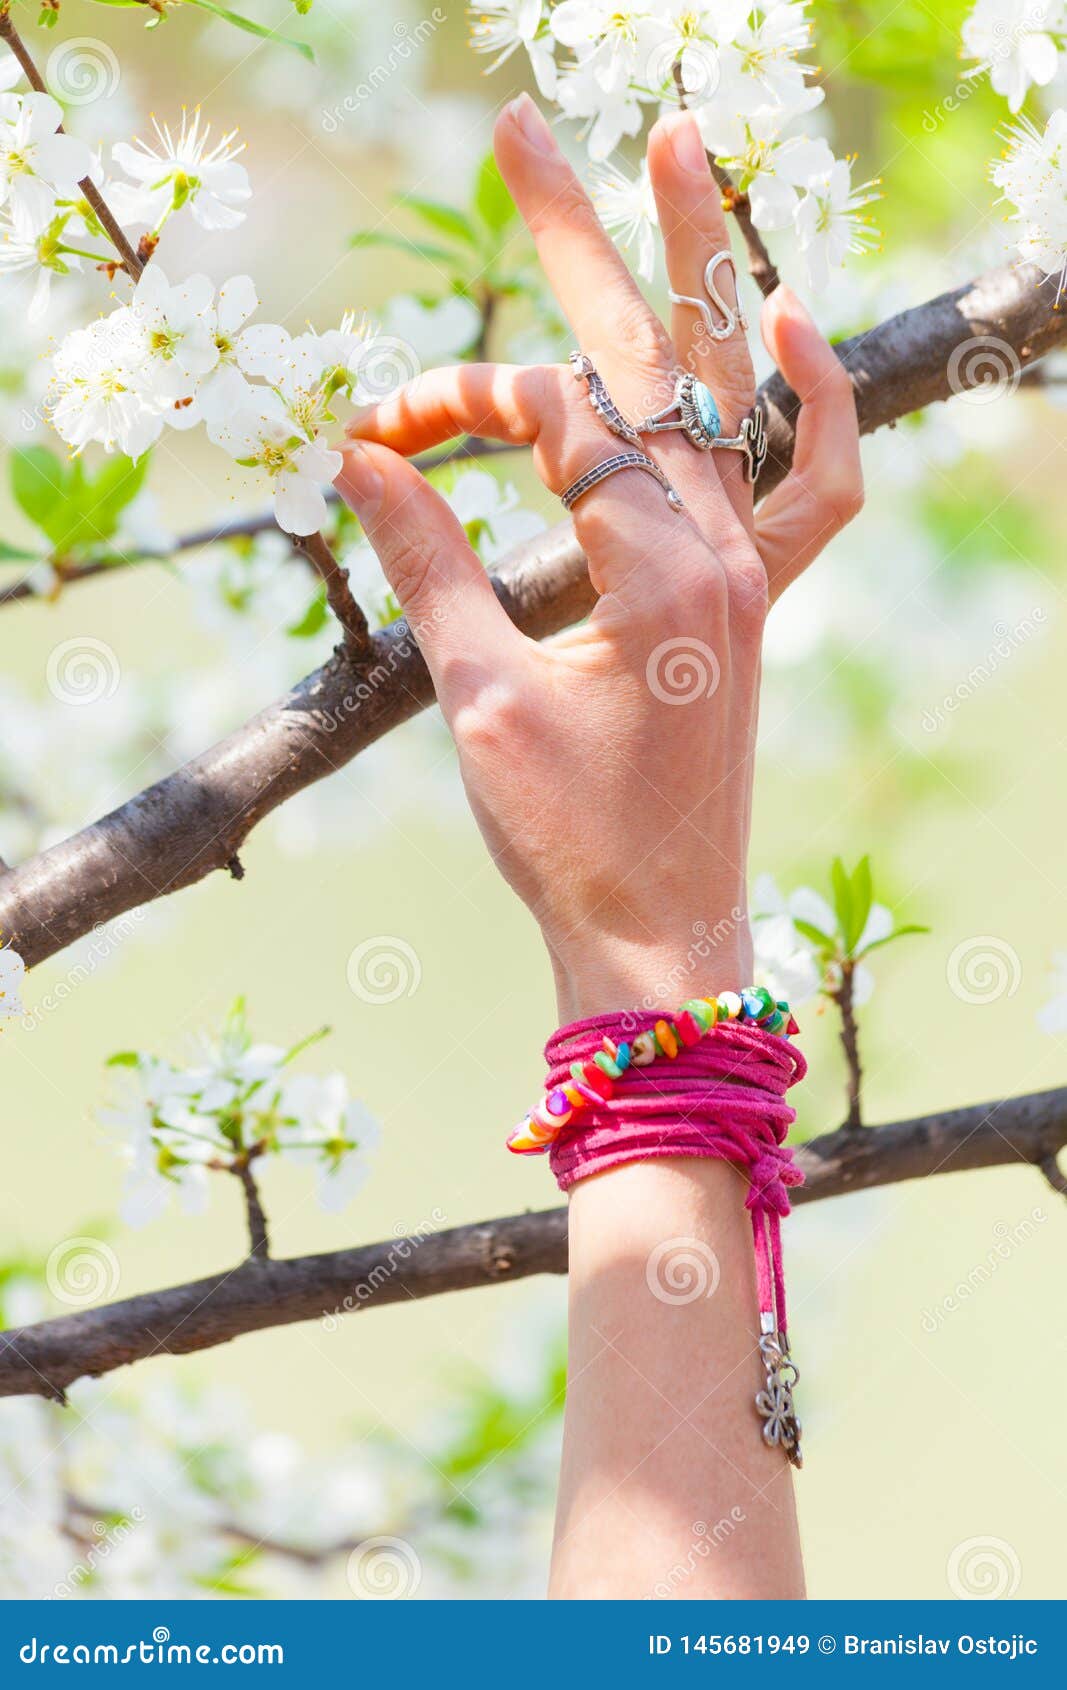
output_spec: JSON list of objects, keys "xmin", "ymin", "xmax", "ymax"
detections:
[
  {"xmin": 509, "ymin": 92, "xmax": 556, "ymax": 155},
  {"xmin": 340, "ymin": 443, "xmax": 382, "ymax": 517},
  {"xmin": 667, "ymin": 114, "xmax": 708, "ymax": 176}
]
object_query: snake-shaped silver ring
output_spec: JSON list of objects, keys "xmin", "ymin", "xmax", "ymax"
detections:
[{"xmin": 668, "ymin": 250, "xmax": 747, "ymax": 344}]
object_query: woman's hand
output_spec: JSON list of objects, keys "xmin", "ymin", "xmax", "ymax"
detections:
[{"xmin": 337, "ymin": 97, "xmax": 862, "ymax": 1020}]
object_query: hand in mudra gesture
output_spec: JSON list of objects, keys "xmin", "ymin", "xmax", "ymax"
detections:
[{"xmin": 339, "ymin": 96, "xmax": 862, "ymax": 1018}]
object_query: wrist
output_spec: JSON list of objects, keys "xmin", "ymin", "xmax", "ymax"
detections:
[{"xmin": 548, "ymin": 906, "xmax": 753, "ymax": 1023}]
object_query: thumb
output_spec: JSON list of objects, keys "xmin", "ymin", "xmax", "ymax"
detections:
[{"xmin": 335, "ymin": 440, "xmax": 524, "ymax": 698}]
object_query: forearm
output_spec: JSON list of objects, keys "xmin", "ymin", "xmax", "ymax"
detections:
[
  {"xmin": 547, "ymin": 934, "xmax": 804, "ymax": 1601},
  {"xmin": 550, "ymin": 1157, "xmax": 804, "ymax": 1600}
]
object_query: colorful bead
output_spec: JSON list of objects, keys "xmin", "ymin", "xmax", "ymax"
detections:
[
  {"xmin": 630, "ymin": 1031, "xmax": 656, "ymax": 1065},
  {"xmin": 654, "ymin": 1019, "xmax": 679, "ymax": 1058},
  {"xmin": 741, "ymin": 987, "xmax": 774, "ymax": 1022},
  {"xmin": 509, "ymin": 987, "xmax": 795, "ymax": 1156},
  {"xmin": 675, "ymin": 1010, "xmax": 702, "ymax": 1046},
  {"xmin": 682, "ymin": 999, "xmax": 715, "ymax": 1031}
]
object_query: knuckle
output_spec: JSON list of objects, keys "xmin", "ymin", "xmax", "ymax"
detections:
[
  {"xmin": 382, "ymin": 528, "xmax": 453, "ymax": 621},
  {"xmin": 612, "ymin": 295, "xmax": 674, "ymax": 373},
  {"xmin": 452, "ymin": 680, "xmax": 528, "ymax": 753}
]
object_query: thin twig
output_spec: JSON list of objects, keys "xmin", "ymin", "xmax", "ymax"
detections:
[
  {"xmin": 1039, "ymin": 1153, "xmax": 1067, "ymax": 1202},
  {"xmin": 833, "ymin": 961, "xmax": 864, "ymax": 1129},
  {"xmin": 671, "ymin": 57, "xmax": 779, "ymax": 297},
  {"xmin": 232, "ymin": 1152, "xmax": 270, "ymax": 1258},
  {"xmin": 0, "ymin": 9, "xmax": 143, "ymax": 281},
  {"xmin": 296, "ymin": 531, "xmax": 373, "ymax": 663}
]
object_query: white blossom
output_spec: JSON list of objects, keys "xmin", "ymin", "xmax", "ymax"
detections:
[
  {"xmin": 207, "ymin": 392, "xmax": 343, "ymax": 536},
  {"xmin": 469, "ymin": 0, "xmax": 558, "ymax": 95},
  {"xmin": 793, "ymin": 156, "xmax": 880, "ymax": 291},
  {"xmin": 992, "ymin": 110, "xmax": 1067, "ymax": 296},
  {"xmin": 110, "ymin": 108, "xmax": 250, "ymax": 233},
  {"xmin": 589, "ymin": 157, "xmax": 657, "ymax": 280},
  {"xmin": 0, "ymin": 91, "xmax": 92, "ymax": 224},
  {"xmin": 962, "ymin": 0, "xmax": 1066, "ymax": 112},
  {"xmin": 48, "ymin": 312, "xmax": 165, "ymax": 458}
]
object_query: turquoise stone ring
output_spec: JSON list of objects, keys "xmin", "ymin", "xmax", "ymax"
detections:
[{"xmin": 640, "ymin": 372, "xmax": 723, "ymax": 450}]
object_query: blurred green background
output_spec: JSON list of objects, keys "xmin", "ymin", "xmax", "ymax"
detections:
[{"xmin": 1, "ymin": 0, "xmax": 1065, "ymax": 1599}]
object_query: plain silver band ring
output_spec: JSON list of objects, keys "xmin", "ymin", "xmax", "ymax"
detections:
[{"xmin": 560, "ymin": 450, "xmax": 685, "ymax": 513}]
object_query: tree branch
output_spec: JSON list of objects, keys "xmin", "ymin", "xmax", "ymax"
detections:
[
  {"xmin": 2, "ymin": 259, "xmax": 1065, "ymax": 970},
  {"xmin": 831, "ymin": 963, "xmax": 864, "ymax": 1129},
  {"xmin": 1, "ymin": 1084, "xmax": 1064, "ymax": 1402},
  {"xmin": 0, "ymin": 8, "xmax": 143, "ymax": 281}
]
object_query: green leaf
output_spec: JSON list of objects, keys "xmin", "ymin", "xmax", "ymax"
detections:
[
  {"xmin": 0, "ymin": 539, "xmax": 39, "ymax": 562},
  {"xmin": 106, "ymin": 1051, "xmax": 140, "ymax": 1068},
  {"xmin": 183, "ymin": 0, "xmax": 314, "ymax": 60},
  {"xmin": 793, "ymin": 917, "xmax": 837, "ymax": 953},
  {"xmin": 349, "ymin": 229, "xmax": 466, "ymax": 268},
  {"xmin": 473, "ymin": 151, "xmax": 517, "ymax": 237},
  {"xmin": 849, "ymin": 855, "xmax": 873, "ymax": 953},
  {"xmin": 830, "ymin": 857, "xmax": 854, "ymax": 951},
  {"xmin": 286, "ymin": 585, "xmax": 329, "ymax": 638},
  {"xmin": 858, "ymin": 924, "xmax": 930, "ymax": 958},
  {"xmin": 11, "ymin": 445, "xmax": 67, "ymax": 534},
  {"xmin": 85, "ymin": 452, "xmax": 151, "ymax": 538},
  {"xmin": 397, "ymin": 195, "xmax": 478, "ymax": 249}
]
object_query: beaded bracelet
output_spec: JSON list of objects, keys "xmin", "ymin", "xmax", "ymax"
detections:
[{"xmin": 507, "ymin": 986, "xmax": 797, "ymax": 1156}]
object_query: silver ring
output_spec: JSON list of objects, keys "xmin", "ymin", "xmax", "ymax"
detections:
[
  {"xmin": 569, "ymin": 351, "xmax": 641, "ymax": 444},
  {"xmin": 709, "ymin": 407, "xmax": 768, "ymax": 484},
  {"xmin": 640, "ymin": 372, "xmax": 722, "ymax": 450},
  {"xmin": 668, "ymin": 250, "xmax": 747, "ymax": 343},
  {"xmin": 560, "ymin": 450, "xmax": 684, "ymax": 513}
]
